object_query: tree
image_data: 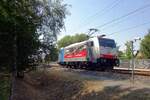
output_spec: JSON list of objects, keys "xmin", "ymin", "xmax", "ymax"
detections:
[
  {"xmin": 73, "ymin": 34, "xmax": 89, "ymax": 43},
  {"xmin": 140, "ymin": 31, "xmax": 150, "ymax": 59},
  {"xmin": 0, "ymin": 0, "xmax": 68, "ymax": 74},
  {"xmin": 45, "ymin": 46, "xmax": 58, "ymax": 63},
  {"xmin": 124, "ymin": 41, "xmax": 132, "ymax": 59},
  {"xmin": 57, "ymin": 33, "xmax": 89, "ymax": 48},
  {"xmin": 118, "ymin": 50, "xmax": 124, "ymax": 59}
]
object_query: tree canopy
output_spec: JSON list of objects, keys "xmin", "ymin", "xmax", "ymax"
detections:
[
  {"xmin": 140, "ymin": 31, "xmax": 150, "ymax": 59},
  {"xmin": 0, "ymin": 0, "xmax": 68, "ymax": 72},
  {"xmin": 57, "ymin": 33, "xmax": 89, "ymax": 48},
  {"xmin": 124, "ymin": 41, "xmax": 132, "ymax": 59}
]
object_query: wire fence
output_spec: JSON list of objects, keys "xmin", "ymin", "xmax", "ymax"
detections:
[{"xmin": 119, "ymin": 59, "xmax": 150, "ymax": 69}]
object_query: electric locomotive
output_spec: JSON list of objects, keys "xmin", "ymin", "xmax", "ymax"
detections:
[{"xmin": 58, "ymin": 36, "xmax": 119, "ymax": 70}]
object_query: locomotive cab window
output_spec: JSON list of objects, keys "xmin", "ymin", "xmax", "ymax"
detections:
[{"xmin": 99, "ymin": 38, "xmax": 116, "ymax": 48}]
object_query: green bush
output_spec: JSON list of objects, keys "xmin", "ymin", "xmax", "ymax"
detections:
[{"xmin": 0, "ymin": 74, "xmax": 10, "ymax": 100}]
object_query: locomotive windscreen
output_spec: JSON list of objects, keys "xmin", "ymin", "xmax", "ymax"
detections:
[{"xmin": 99, "ymin": 38, "xmax": 116, "ymax": 48}]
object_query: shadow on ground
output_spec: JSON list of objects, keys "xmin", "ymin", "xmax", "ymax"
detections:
[
  {"xmin": 12, "ymin": 71, "xmax": 83, "ymax": 100},
  {"xmin": 75, "ymin": 85, "xmax": 150, "ymax": 100},
  {"xmin": 12, "ymin": 70, "xmax": 150, "ymax": 100}
]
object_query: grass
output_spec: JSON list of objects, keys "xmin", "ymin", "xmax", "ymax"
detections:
[{"xmin": 0, "ymin": 73, "xmax": 10, "ymax": 100}]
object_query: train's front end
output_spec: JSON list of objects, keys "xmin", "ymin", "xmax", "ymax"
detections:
[{"xmin": 97, "ymin": 37, "xmax": 119, "ymax": 69}]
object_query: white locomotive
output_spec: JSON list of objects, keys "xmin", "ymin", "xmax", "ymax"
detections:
[{"xmin": 58, "ymin": 36, "xmax": 119, "ymax": 70}]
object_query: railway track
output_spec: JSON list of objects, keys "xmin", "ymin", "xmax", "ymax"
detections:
[
  {"xmin": 48, "ymin": 64, "xmax": 150, "ymax": 76},
  {"xmin": 113, "ymin": 67, "xmax": 150, "ymax": 76}
]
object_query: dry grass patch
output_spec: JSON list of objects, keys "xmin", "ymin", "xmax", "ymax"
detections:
[{"xmin": 12, "ymin": 67, "xmax": 150, "ymax": 100}]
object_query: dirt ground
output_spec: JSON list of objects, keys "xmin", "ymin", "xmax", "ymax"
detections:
[{"xmin": 12, "ymin": 67, "xmax": 150, "ymax": 100}]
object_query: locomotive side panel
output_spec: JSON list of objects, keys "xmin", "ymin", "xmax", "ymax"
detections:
[
  {"xmin": 58, "ymin": 48, "xmax": 65, "ymax": 65},
  {"xmin": 88, "ymin": 37, "xmax": 100, "ymax": 63},
  {"xmin": 64, "ymin": 42, "xmax": 88, "ymax": 62}
]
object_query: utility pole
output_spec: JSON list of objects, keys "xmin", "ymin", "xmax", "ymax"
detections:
[
  {"xmin": 130, "ymin": 37, "xmax": 141, "ymax": 84},
  {"xmin": 130, "ymin": 40, "xmax": 134, "ymax": 84}
]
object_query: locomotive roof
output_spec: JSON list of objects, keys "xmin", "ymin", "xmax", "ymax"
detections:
[
  {"xmin": 64, "ymin": 40, "xmax": 89, "ymax": 49},
  {"xmin": 63, "ymin": 36, "xmax": 115, "ymax": 49}
]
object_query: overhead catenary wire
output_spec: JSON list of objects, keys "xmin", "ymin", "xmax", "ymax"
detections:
[
  {"xmin": 85, "ymin": 0, "xmax": 121, "ymax": 20},
  {"xmin": 101, "ymin": 9, "xmax": 150, "ymax": 31},
  {"xmin": 107, "ymin": 21, "xmax": 150, "ymax": 36},
  {"xmin": 71, "ymin": 0, "xmax": 121, "ymax": 33},
  {"xmin": 95, "ymin": 3, "xmax": 150, "ymax": 29},
  {"xmin": 80, "ymin": 0, "xmax": 121, "ymax": 26}
]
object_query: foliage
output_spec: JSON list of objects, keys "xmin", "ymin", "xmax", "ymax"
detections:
[
  {"xmin": 45, "ymin": 46, "xmax": 58, "ymax": 62},
  {"xmin": 0, "ymin": 74, "xmax": 10, "ymax": 100},
  {"xmin": 0, "ymin": 0, "xmax": 68, "ymax": 72},
  {"xmin": 118, "ymin": 50, "xmax": 125, "ymax": 59},
  {"xmin": 57, "ymin": 33, "xmax": 89, "ymax": 48},
  {"xmin": 118, "ymin": 51, "xmax": 123, "ymax": 57},
  {"xmin": 124, "ymin": 41, "xmax": 132, "ymax": 59},
  {"xmin": 140, "ymin": 31, "xmax": 150, "ymax": 59}
]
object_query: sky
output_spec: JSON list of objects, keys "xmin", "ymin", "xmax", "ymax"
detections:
[{"xmin": 58, "ymin": 0, "xmax": 150, "ymax": 51}]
